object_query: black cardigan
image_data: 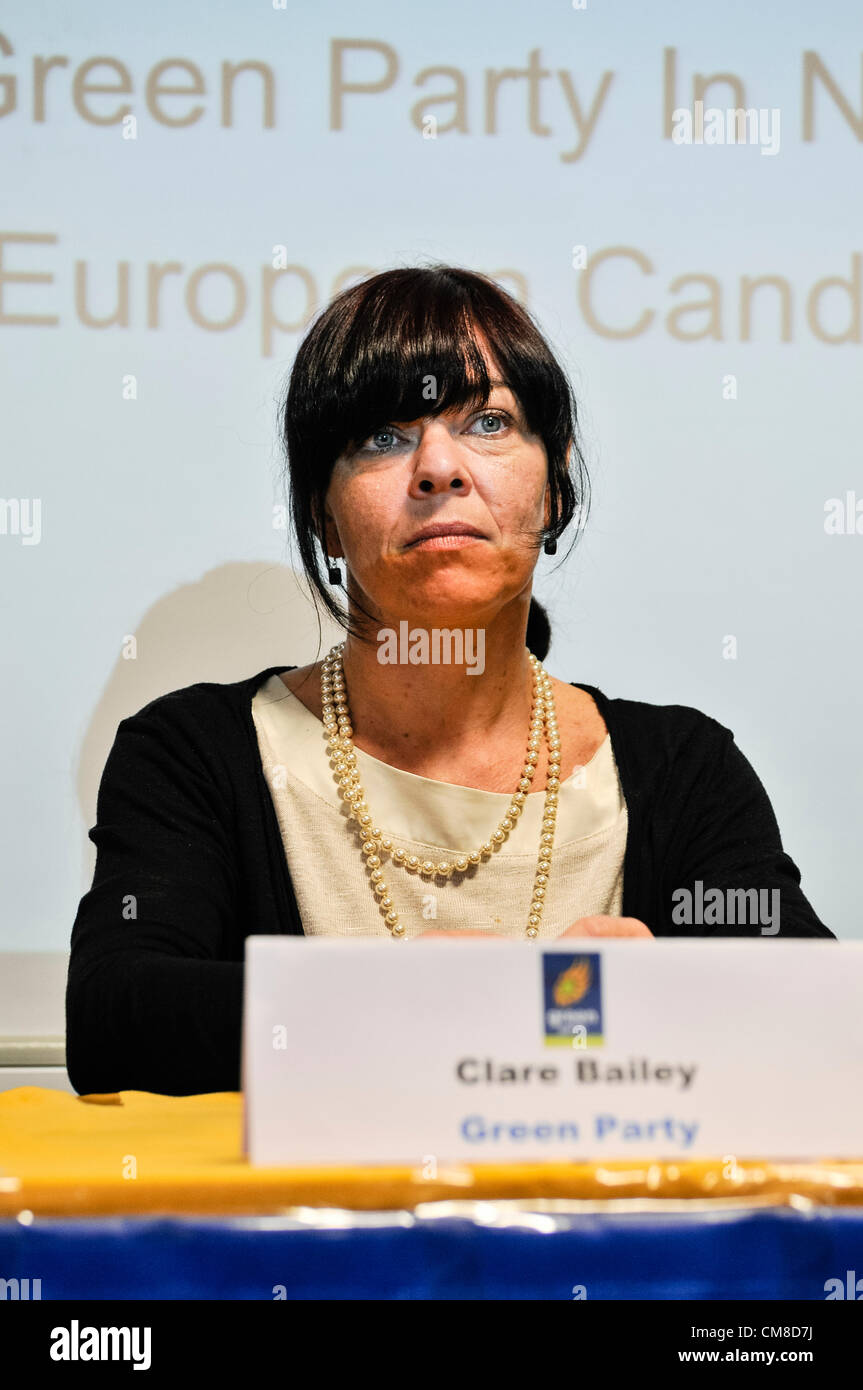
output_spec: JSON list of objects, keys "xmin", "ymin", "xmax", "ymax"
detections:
[{"xmin": 65, "ymin": 666, "xmax": 835, "ymax": 1096}]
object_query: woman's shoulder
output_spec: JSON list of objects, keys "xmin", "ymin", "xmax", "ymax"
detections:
[
  {"xmin": 118, "ymin": 666, "xmax": 294, "ymax": 736},
  {"xmin": 93, "ymin": 667, "xmax": 296, "ymax": 799},
  {"xmin": 568, "ymin": 680, "xmax": 734, "ymax": 758}
]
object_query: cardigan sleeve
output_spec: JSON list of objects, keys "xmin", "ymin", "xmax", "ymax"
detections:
[
  {"xmin": 66, "ymin": 698, "xmax": 245, "ymax": 1096},
  {"xmin": 658, "ymin": 719, "xmax": 835, "ymax": 939}
]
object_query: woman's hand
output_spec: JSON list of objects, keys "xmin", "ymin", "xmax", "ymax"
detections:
[
  {"xmin": 411, "ymin": 929, "xmax": 507, "ymax": 941},
  {"xmin": 412, "ymin": 917, "xmax": 653, "ymax": 939},
  {"xmin": 558, "ymin": 915, "xmax": 653, "ymax": 938}
]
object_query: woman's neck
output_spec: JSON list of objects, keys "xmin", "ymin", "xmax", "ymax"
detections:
[{"xmin": 338, "ymin": 603, "xmax": 536, "ymax": 772}]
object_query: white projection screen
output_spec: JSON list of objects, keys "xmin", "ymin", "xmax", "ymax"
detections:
[{"xmin": 2, "ymin": 0, "xmax": 862, "ymax": 975}]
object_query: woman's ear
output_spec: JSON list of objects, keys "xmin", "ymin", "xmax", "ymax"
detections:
[
  {"xmin": 316, "ymin": 500, "xmax": 343, "ymax": 561},
  {"xmin": 542, "ymin": 483, "xmax": 554, "ymax": 532},
  {"xmin": 542, "ymin": 433, "xmax": 572, "ymax": 531}
]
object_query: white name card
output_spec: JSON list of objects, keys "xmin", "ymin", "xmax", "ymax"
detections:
[{"xmin": 242, "ymin": 937, "xmax": 863, "ymax": 1166}]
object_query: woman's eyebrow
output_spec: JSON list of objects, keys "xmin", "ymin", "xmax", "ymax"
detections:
[
  {"xmin": 486, "ymin": 381, "xmax": 526, "ymax": 418},
  {"xmin": 379, "ymin": 381, "xmax": 523, "ymax": 430},
  {"xmin": 488, "ymin": 379, "xmax": 520, "ymax": 400}
]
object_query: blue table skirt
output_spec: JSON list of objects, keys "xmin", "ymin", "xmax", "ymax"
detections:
[{"xmin": 2, "ymin": 1206, "xmax": 863, "ymax": 1299}]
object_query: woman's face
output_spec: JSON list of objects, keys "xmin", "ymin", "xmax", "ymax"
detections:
[{"xmin": 322, "ymin": 346, "xmax": 550, "ymax": 629}]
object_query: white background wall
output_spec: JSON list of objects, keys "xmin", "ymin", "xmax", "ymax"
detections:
[{"xmin": 2, "ymin": 0, "xmax": 861, "ymax": 975}]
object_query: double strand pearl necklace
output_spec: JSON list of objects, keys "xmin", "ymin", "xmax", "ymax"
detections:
[{"xmin": 320, "ymin": 641, "xmax": 561, "ymax": 939}]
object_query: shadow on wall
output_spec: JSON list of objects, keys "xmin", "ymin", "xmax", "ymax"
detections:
[{"xmin": 75, "ymin": 561, "xmax": 345, "ymax": 891}]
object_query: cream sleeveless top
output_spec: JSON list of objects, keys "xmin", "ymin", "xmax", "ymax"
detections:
[{"xmin": 251, "ymin": 674, "xmax": 628, "ymax": 940}]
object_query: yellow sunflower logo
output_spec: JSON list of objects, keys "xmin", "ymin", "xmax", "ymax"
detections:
[{"xmin": 553, "ymin": 959, "xmax": 591, "ymax": 1007}]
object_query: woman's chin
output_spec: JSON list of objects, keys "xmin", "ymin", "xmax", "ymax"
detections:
[{"xmin": 376, "ymin": 598, "xmax": 501, "ymax": 633}]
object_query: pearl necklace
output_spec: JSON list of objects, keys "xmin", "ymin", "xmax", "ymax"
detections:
[{"xmin": 320, "ymin": 641, "xmax": 561, "ymax": 939}]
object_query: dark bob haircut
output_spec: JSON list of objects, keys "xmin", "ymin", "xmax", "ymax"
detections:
[{"xmin": 278, "ymin": 263, "xmax": 590, "ymax": 662}]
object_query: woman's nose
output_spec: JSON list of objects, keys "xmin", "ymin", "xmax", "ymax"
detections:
[{"xmin": 408, "ymin": 423, "xmax": 470, "ymax": 496}]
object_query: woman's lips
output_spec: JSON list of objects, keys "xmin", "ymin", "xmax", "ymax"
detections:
[{"xmin": 406, "ymin": 534, "xmax": 487, "ymax": 551}]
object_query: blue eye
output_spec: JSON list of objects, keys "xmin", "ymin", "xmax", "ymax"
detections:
[
  {"xmin": 359, "ymin": 428, "xmax": 400, "ymax": 455},
  {"xmin": 357, "ymin": 409, "xmax": 511, "ymax": 455},
  {"xmin": 472, "ymin": 411, "xmax": 508, "ymax": 434}
]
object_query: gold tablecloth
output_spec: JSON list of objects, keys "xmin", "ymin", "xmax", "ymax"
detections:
[{"xmin": 2, "ymin": 1086, "xmax": 862, "ymax": 1217}]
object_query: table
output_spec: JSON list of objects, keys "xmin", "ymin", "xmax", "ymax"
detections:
[
  {"xmin": 2, "ymin": 1087, "xmax": 862, "ymax": 1300},
  {"xmin": 3, "ymin": 1207, "xmax": 863, "ymax": 1300}
]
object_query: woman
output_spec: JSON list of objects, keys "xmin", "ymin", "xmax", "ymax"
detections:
[{"xmin": 66, "ymin": 265, "xmax": 833, "ymax": 1098}]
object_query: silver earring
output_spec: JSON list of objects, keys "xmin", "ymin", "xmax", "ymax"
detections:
[{"xmin": 328, "ymin": 560, "xmax": 342, "ymax": 586}]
